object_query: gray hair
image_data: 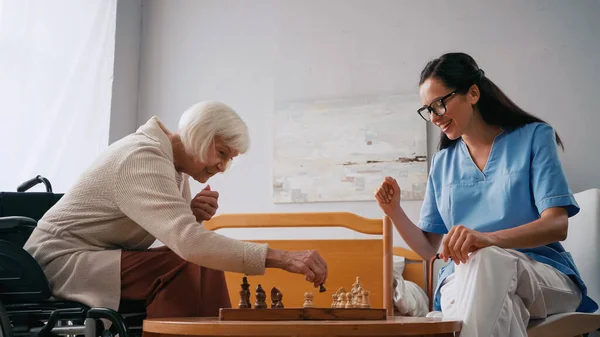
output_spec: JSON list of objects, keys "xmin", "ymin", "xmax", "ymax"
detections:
[{"xmin": 178, "ymin": 101, "xmax": 250, "ymax": 163}]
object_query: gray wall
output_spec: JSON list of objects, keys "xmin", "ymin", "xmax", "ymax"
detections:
[
  {"xmin": 134, "ymin": 0, "xmax": 600, "ymax": 243},
  {"xmin": 109, "ymin": 0, "xmax": 143, "ymax": 143}
]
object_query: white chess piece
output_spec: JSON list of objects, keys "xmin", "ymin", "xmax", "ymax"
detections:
[
  {"xmin": 338, "ymin": 292, "xmax": 347, "ymax": 308},
  {"xmin": 331, "ymin": 293, "xmax": 338, "ymax": 308},
  {"xmin": 356, "ymin": 290, "xmax": 364, "ymax": 308},
  {"xmin": 345, "ymin": 293, "xmax": 354, "ymax": 308},
  {"xmin": 360, "ymin": 290, "xmax": 371, "ymax": 308},
  {"xmin": 303, "ymin": 292, "xmax": 315, "ymax": 308}
]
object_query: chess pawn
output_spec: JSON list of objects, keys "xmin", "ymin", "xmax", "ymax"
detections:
[
  {"xmin": 255, "ymin": 291, "xmax": 267, "ymax": 309},
  {"xmin": 345, "ymin": 293, "xmax": 354, "ymax": 308},
  {"xmin": 303, "ymin": 292, "xmax": 315, "ymax": 308},
  {"xmin": 360, "ymin": 290, "xmax": 371, "ymax": 308},
  {"xmin": 331, "ymin": 293, "xmax": 338, "ymax": 308}
]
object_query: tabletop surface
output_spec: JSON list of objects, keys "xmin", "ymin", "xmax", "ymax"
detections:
[{"xmin": 143, "ymin": 316, "xmax": 462, "ymax": 336}]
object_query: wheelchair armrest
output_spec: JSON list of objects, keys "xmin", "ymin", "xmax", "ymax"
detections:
[
  {"xmin": 0, "ymin": 216, "xmax": 37, "ymax": 247},
  {"xmin": 0, "ymin": 216, "xmax": 37, "ymax": 230},
  {"xmin": 0, "ymin": 239, "xmax": 52, "ymax": 302}
]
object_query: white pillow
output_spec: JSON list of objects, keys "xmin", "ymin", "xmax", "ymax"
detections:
[
  {"xmin": 393, "ymin": 274, "xmax": 429, "ymax": 317},
  {"xmin": 392, "ymin": 255, "xmax": 406, "ymax": 279}
]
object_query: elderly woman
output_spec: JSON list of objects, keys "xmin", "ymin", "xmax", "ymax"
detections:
[{"xmin": 24, "ymin": 101, "xmax": 328, "ymax": 318}]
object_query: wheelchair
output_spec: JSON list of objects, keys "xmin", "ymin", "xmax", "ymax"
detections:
[{"xmin": 0, "ymin": 176, "xmax": 147, "ymax": 337}]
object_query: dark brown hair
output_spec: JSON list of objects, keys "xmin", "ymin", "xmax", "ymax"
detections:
[{"xmin": 419, "ymin": 52, "xmax": 563, "ymax": 151}]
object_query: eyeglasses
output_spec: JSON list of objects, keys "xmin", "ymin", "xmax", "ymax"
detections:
[{"xmin": 417, "ymin": 91, "xmax": 457, "ymax": 121}]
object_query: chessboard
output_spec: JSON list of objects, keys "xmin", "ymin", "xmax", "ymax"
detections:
[
  {"xmin": 220, "ymin": 276, "xmax": 384, "ymax": 321},
  {"xmin": 219, "ymin": 307, "xmax": 386, "ymax": 321}
]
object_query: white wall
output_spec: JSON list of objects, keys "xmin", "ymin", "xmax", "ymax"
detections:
[
  {"xmin": 109, "ymin": 0, "xmax": 143, "ymax": 143},
  {"xmin": 137, "ymin": 0, "xmax": 600, "ymax": 245}
]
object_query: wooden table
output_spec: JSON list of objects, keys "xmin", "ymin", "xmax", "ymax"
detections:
[{"xmin": 142, "ymin": 316, "xmax": 462, "ymax": 337}]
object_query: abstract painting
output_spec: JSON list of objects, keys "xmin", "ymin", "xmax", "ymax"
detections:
[{"xmin": 273, "ymin": 94, "xmax": 427, "ymax": 203}]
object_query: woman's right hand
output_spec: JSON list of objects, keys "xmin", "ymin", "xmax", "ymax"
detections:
[
  {"xmin": 375, "ymin": 176, "xmax": 402, "ymax": 216},
  {"xmin": 265, "ymin": 248, "xmax": 328, "ymax": 288}
]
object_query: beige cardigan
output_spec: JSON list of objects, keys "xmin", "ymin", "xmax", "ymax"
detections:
[{"xmin": 23, "ymin": 116, "xmax": 268, "ymax": 311}]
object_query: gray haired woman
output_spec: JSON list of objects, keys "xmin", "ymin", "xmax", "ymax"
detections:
[{"xmin": 24, "ymin": 101, "xmax": 328, "ymax": 318}]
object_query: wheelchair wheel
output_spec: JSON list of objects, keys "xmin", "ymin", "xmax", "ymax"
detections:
[{"xmin": 0, "ymin": 299, "xmax": 13, "ymax": 337}]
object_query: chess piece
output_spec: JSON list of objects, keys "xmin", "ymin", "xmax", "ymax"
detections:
[
  {"xmin": 345, "ymin": 293, "xmax": 354, "ymax": 308},
  {"xmin": 319, "ymin": 284, "xmax": 327, "ymax": 293},
  {"xmin": 331, "ymin": 293, "xmax": 338, "ymax": 308},
  {"xmin": 303, "ymin": 292, "xmax": 315, "ymax": 308},
  {"xmin": 351, "ymin": 277, "xmax": 362, "ymax": 305},
  {"xmin": 338, "ymin": 293, "xmax": 347, "ymax": 308},
  {"xmin": 360, "ymin": 290, "xmax": 371, "ymax": 308},
  {"xmin": 274, "ymin": 292, "xmax": 284, "ymax": 308},
  {"xmin": 270, "ymin": 287, "xmax": 279, "ymax": 308},
  {"xmin": 271, "ymin": 287, "xmax": 284, "ymax": 308},
  {"xmin": 238, "ymin": 290, "xmax": 249, "ymax": 308},
  {"xmin": 238, "ymin": 277, "xmax": 251, "ymax": 308},
  {"xmin": 355, "ymin": 287, "xmax": 364, "ymax": 308},
  {"xmin": 255, "ymin": 284, "xmax": 267, "ymax": 309}
]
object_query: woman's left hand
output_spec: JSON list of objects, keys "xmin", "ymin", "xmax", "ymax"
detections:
[
  {"xmin": 440, "ymin": 225, "xmax": 495, "ymax": 265},
  {"xmin": 191, "ymin": 185, "xmax": 219, "ymax": 221}
]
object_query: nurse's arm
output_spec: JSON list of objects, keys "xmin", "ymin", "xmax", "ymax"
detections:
[
  {"xmin": 388, "ymin": 207, "xmax": 444, "ymax": 260},
  {"xmin": 489, "ymin": 207, "xmax": 569, "ymax": 248}
]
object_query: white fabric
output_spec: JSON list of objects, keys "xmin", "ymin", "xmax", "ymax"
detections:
[
  {"xmin": 392, "ymin": 255, "xmax": 405, "ymax": 278},
  {"xmin": 439, "ymin": 246, "xmax": 581, "ymax": 337},
  {"xmin": 563, "ymin": 188, "xmax": 600, "ymax": 311},
  {"xmin": 393, "ymin": 274, "xmax": 429, "ymax": 317},
  {"xmin": 392, "ymin": 255, "xmax": 429, "ymax": 317},
  {"xmin": 0, "ymin": 0, "xmax": 116, "ymax": 192}
]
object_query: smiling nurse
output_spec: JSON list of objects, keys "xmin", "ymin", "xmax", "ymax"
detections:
[{"xmin": 375, "ymin": 52, "xmax": 597, "ymax": 337}]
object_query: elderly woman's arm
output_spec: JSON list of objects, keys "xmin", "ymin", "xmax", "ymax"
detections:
[
  {"xmin": 113, "ymin": 146, "xmax": 267, "ymax": 275},
  {"xmin": 112, "ymin": 146, "xmax": 327, "ymax": 286}
]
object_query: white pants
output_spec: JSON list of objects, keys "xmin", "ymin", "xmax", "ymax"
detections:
[{"xmin": 438, "ymin": 246, "xmax": 581, "ymax": 337}]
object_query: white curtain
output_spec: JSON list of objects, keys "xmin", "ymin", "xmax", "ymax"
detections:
[{"xmin": 0, "ymin": 0, "xmax": 116, "ymax": 193}]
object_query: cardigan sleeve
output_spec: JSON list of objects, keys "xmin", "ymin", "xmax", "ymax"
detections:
[{"xmin": 112, "ymin": 144, "xmax": 268, "ymax": 275}]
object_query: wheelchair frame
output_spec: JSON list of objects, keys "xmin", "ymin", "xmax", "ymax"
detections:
[{"xmin": 0, "ymin": 177, "xmax": 145, "ymax": 337}]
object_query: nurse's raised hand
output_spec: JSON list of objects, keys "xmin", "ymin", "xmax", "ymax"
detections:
[{"xmin": 375, "ymin": 177, "xmax": 401, "ymax": 216}]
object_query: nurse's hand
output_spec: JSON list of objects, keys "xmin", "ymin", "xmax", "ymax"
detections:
[
  {"xmin": 375, "ymin": 176, "xmax": 401, "ymax": 215},
  {"xmin": 440, "ymin": 225, "xmax": 494, "ymax": 265}
]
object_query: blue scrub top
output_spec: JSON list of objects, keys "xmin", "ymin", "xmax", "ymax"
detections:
[{"xmin": 418, "ymin": 122, "xmax": 598, "ymax": 313}]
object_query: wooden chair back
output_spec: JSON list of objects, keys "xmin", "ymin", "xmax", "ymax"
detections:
[{"xmin": 204, "ymin": 212, "xmax": 394, "ymax": 315}]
